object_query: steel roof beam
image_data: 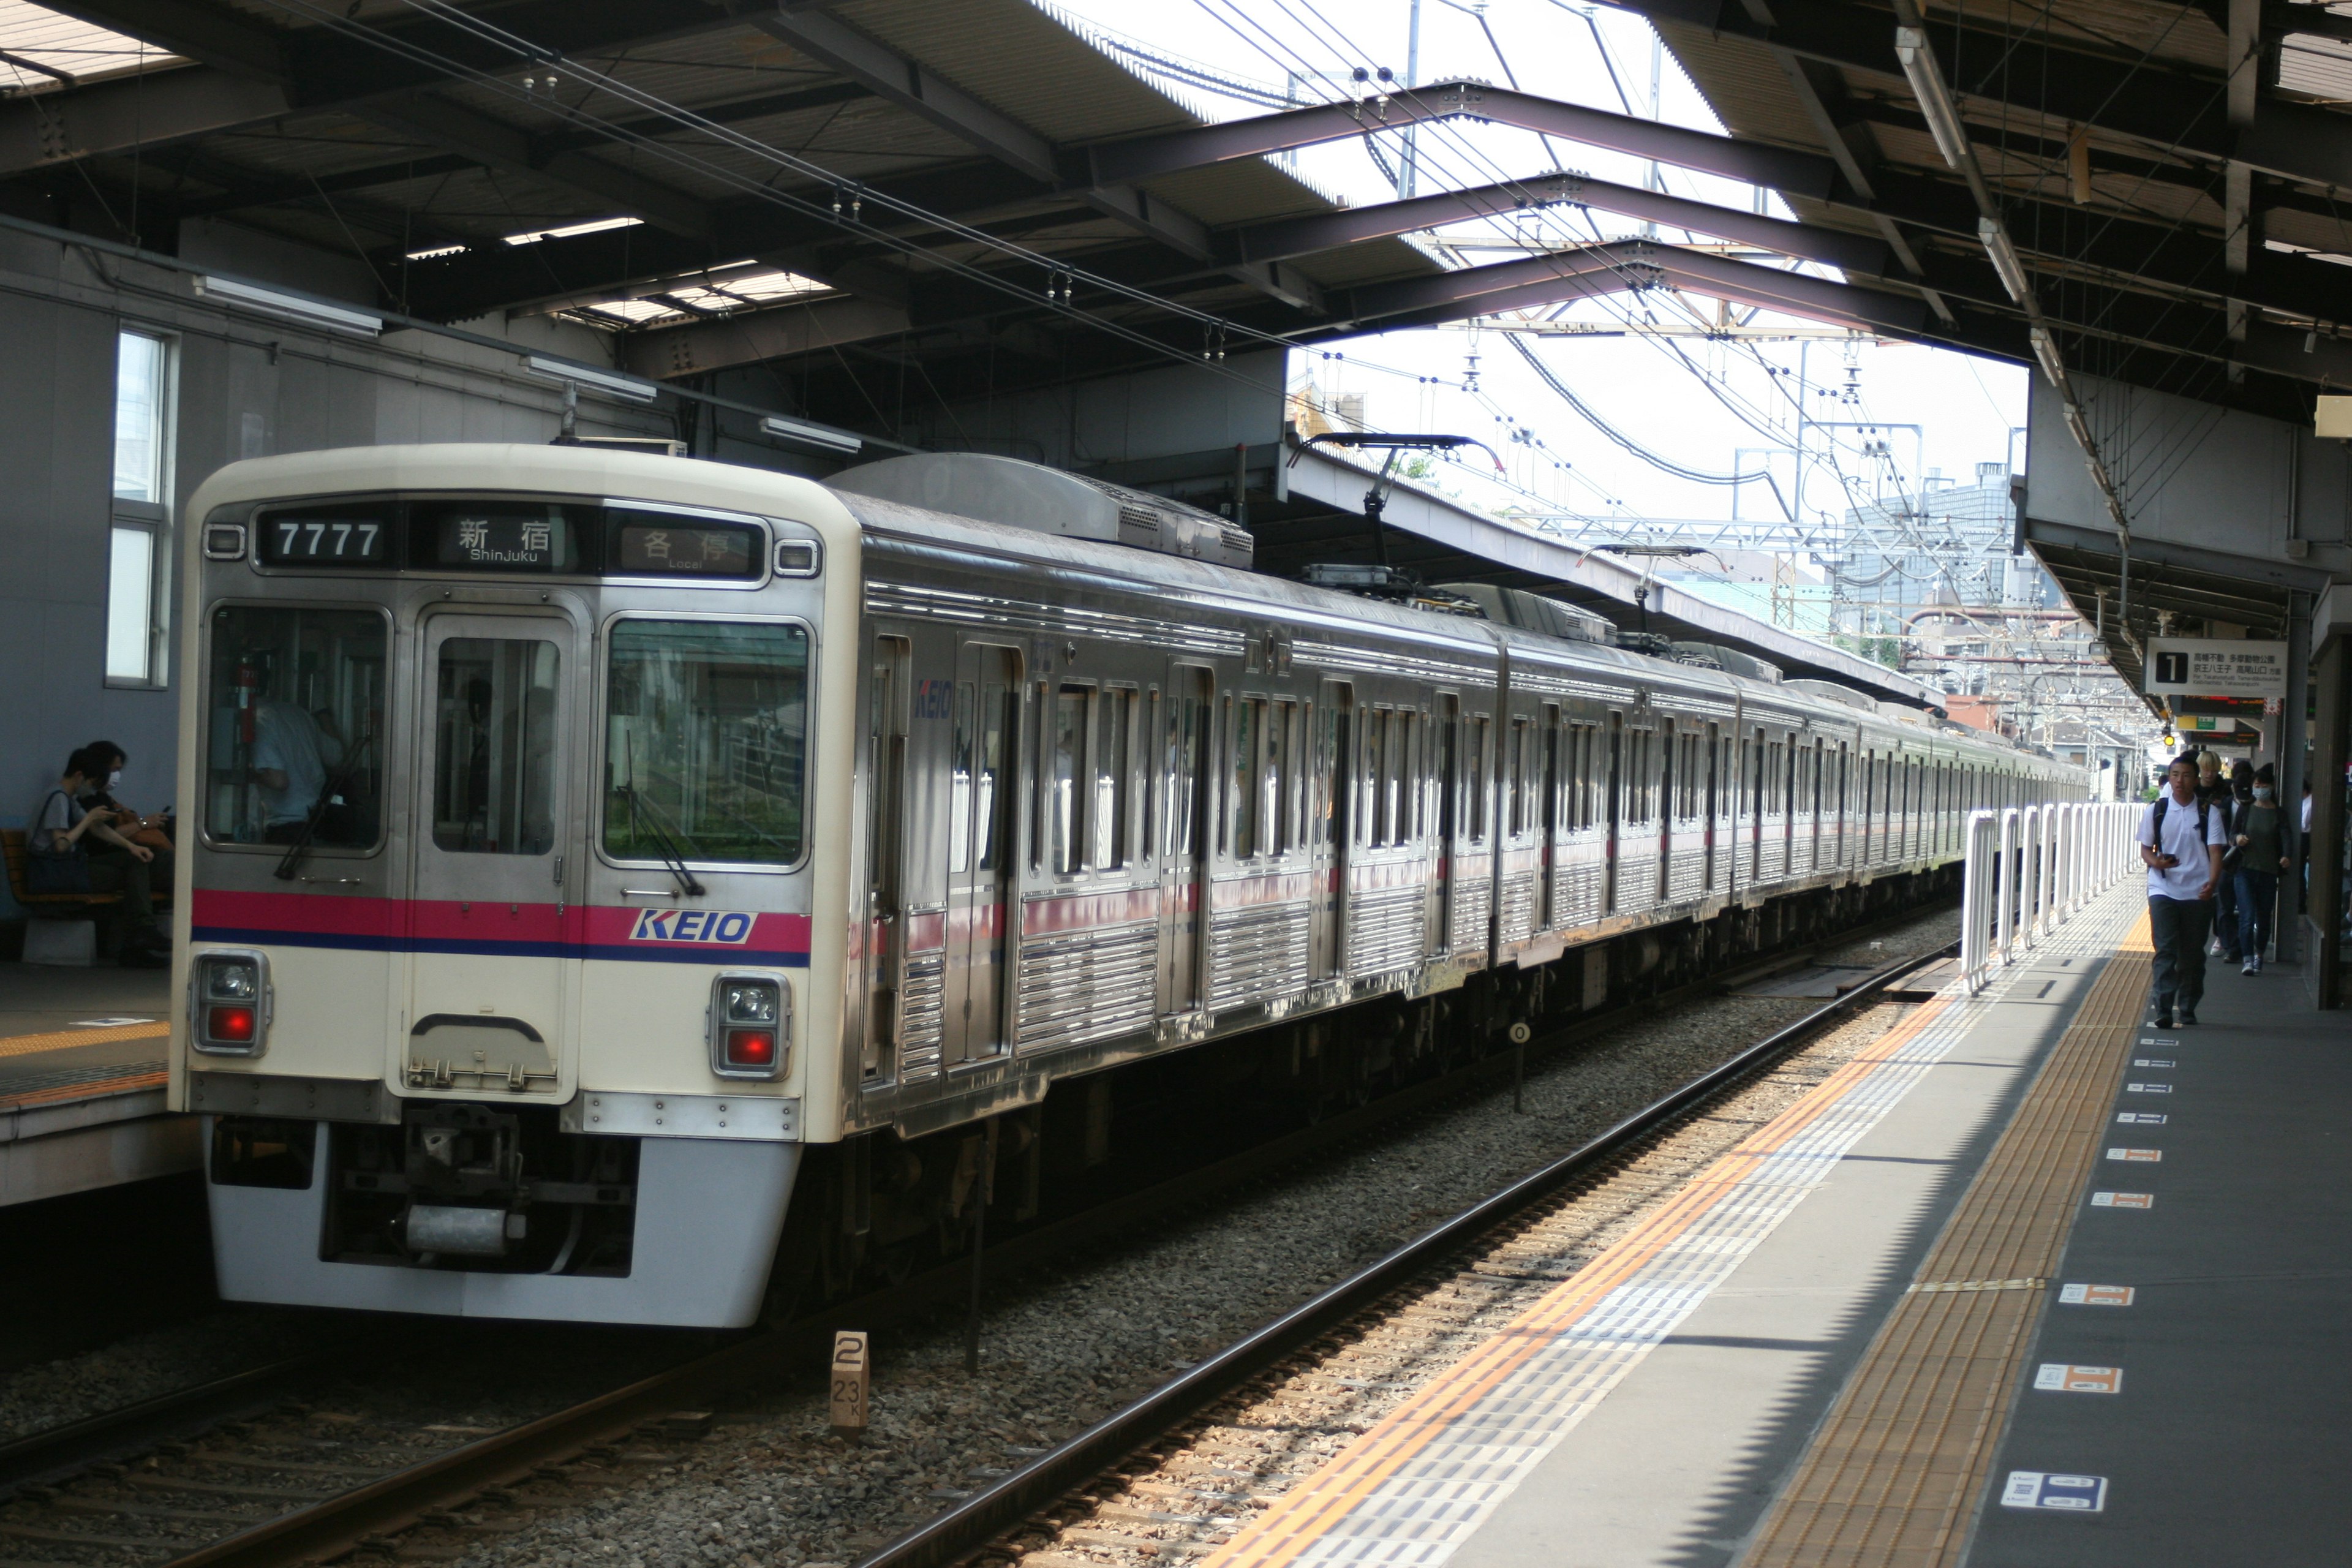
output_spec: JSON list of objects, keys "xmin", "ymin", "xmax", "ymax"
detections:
[
  {"xmin": 1083, "ymin": 79, "xmax": 1839, "ymax": 201},
  {"xmin": 1229, "ymin": 169, "xmax": 1888, "ymax": 273},
  {"xmin": 0, "ymin": 69, "xmax": 292, "ymax": 176},
  {"xmin": 7, "ymin": 0, "xmax": 764, "ymax": 236},
  {"xmin": 1599, "ymin": 0, "xmax": 2352, "ymax": 190},
  {"xmin": 353, "ymin": 96, "xmax": 716, "ymax": 241},
  {"xmin": 752, "ymin": 9, "xmax": 1325, "ymax": 311},
  {"xmin": 1329, "ymin": 238, "xmax": 1926, "ymax": 334},
  {"xmin": 387, "ymin": 159, "xmax": 1054, "ymax": 321},
  {"xmin": 1844, "ymin": 167, "xmax": 2352, "ymax": 332}
]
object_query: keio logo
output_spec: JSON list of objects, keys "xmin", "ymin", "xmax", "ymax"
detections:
[{"xmin": 628, "ymin": 908, "xmax": 756, "ymax": 944}]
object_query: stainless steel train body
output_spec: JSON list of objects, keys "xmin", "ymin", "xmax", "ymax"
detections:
[{"xmin": 171, "ymin": 444, "xmax": 2081, "ymax": 1327}]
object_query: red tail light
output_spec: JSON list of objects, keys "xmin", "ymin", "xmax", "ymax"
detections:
[
  {"xmin": 725, "ymin": 1028, "xmax": 777, "ymax": 1068},
  {"xmin": 207, "ymin": 1005, "xmax": 257, "ymax": 1043}
]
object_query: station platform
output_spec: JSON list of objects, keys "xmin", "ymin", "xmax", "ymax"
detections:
[
  {"xmin": 0, "ymin": 963, "xmax": 197, "ymax": 1207},
  {"xmin": 1197, "ymin": 880, "xmax": 2352, "ymax": 1568}
]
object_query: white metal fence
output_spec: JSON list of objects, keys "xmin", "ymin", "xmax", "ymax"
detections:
[{"xmin": 1961, "ymin": 802, "xmax": 2143, "ymax": 992}]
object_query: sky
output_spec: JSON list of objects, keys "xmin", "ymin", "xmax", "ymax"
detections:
[{"xmin": 1048, "ymin": 0, "xmax": 2035, "ymax": 538}]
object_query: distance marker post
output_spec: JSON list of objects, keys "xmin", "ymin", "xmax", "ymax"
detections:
[{"xmin": 830, "ymin": 1330, "xmax": 870, "ymax": 1438}]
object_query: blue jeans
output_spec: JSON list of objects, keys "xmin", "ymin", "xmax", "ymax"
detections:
[
  {"xmin": 2149, "ymin": 895, "xmax": 2212, "ymax": 1014},
  {"xmin": 2234, "ymin": 869, "xmax": 2278, "ymax": 962}
]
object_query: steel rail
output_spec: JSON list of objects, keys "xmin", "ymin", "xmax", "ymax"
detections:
[
  {"xmin": 90, "ymin": 913, "xmax": 1953, "ymax": 1568},
  {"xmin": 850, "ymin": 939, "xmax": 1961, "ymax": 1568},
  {"xmin": 0, "ymin": 1350, "xmax": 349, "ymax": 1496}
]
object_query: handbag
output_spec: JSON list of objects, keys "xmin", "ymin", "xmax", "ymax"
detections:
[{"xmin": 25, "ymin": 792, "xmax": 93, "ymax": 894}]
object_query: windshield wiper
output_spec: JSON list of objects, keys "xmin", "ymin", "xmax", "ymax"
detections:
[
  {"xmin": 273, "ymin": 726, "xmax": 376, "ymax": 882},
  {"xmin": 621, "ymin": 783, "xmax": 706, "ymax": 898}
]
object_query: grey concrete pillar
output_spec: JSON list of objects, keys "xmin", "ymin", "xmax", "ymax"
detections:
[
  {"xmin": 2305, "ymin": 635, "xmax": 2348, "ymax": 1008},
  {"xmin": 2278, "ymin": 593, "xmax": 2310, "ymax": 963}
]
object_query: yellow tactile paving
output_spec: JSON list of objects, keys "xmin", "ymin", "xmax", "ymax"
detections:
[
  {"xmin": 0, "ymin": 1065, "xmax": 169, "ymax": 1110},
  {"xmin": 1740, "ymin": 914, "xmax": 2154, "ymax": 1568},
  {"xmin": 1203, "ymin": 987, "xmax": 1977, "ymax": 1568},
  {"xmin": 0, "ymin": 1020, "xmax": 170, "ymax": 1060}
]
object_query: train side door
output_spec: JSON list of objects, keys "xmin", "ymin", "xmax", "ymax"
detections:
[
  {"xmin": 1704, "ymin": 721, "xmax": 1722, "ymax": 892},
  {"xmin": 1313, "ymin": 679, "xmax": 1354, "ymax": 983},
  {"xmin": 1434, "ymin": 694, "xmax": 1460, "ymax": 949},
  {"xmin": 862, "ymin": 635, "xmax": 911, "ymax": 1084},
  {"xmin": 405, "ymin": 611, "xmax": 580, "ymax": 1098},
  {"xmin": 1160, "ymin": 665, "xmax": 1214, "ymax": 1016},
  {"xmin": 1540, "ymin": 704, "xmax": 1562, "ymax": 925},
  {"xmin": 1603, "ymin": 712, "xmax": 1624, "ymax": 913},
  {"xmin": 944, "ymin": 643, "xmax": 1021, "ymax": 1067}
]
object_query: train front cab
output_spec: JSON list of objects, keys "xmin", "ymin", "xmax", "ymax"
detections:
[{"xmin": 169, "ymin": 447, "xmax": 861, "ymax": 1327}]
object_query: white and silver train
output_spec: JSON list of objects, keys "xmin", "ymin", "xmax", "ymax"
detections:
[{"xmin": 169, "ymin": 444, "xmax": 2081, "ymax": 1327}]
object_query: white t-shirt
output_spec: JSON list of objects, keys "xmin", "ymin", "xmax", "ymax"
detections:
[
  {"xmin": 2138, "ymin": 791, "xmax": 2228, "ymax": 900},
  {"xmin": 251, "ymin": 703, "xmax": 326, "ymax": 826}
]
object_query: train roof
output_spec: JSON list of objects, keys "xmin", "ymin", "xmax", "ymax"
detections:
[{"xmin": 834, "ymin": 486, "xmax": 2066, "ymax": 777}]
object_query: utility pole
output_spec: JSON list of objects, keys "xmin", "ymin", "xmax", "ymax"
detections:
[{"xmin": 1401, "ymin": 0, "xmax": 1423, "ymax": 199}]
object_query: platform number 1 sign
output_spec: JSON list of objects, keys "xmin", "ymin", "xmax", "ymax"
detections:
[{"xmin": 831, "ymin": 1330, "xmax": 870, "ymax": 1437}]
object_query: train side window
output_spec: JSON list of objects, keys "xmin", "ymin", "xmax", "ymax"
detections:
[
  {"xmin": 1465, "ymin": 715, "xmax": 1491, "ymax": 844},
  {"xmin": 1051, "ymin": 683, "xmax": 1092, "ymax": 875},
  {"xmin": 1365, "ymin": 708, "xmax": 1388, "ymax": 846},
  {"xmin": 951, "ymin": 680, "xmax": 976, "ymax": 872},
  {"xmin": 1167, "ymin": 682, "xmax": 1205, "ymax": 860},
  {"xmin": 1269, "ymin": 698, "xmax": 1299, "ymax": 853},
  {"xmin": 1504, "ymin": 718, "xmax": 1526, "ymax": 837},
  {"xmin": 1096, "ymin": 687, "xmax": 1134, "ymax": 871},
  {"xmin": 1138, "ymin": 688, "xmax": 1158, "ymax": 866},
  {"xmin": 1231, "ymin": 696, "xmax": 1265, "ymax": 859}
]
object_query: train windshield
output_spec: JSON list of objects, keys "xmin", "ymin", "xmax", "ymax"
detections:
[
  {"xmin": 604, "ymin": 619, "xmax": 810, "ymax": 866},
  {"xmin": 204, "ymin": 605, "xmax": 388, "ymax": 847}
]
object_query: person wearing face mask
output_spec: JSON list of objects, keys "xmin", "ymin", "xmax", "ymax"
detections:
[
  {"xmin": 29, "ymin": 746, "xmax": 168, "ymax": 965},
  {"xmin": 76, "ymin": 740, "xmax": 173, "ymax": 892},
  {"xmin": 2231, "ymin": 764, "xmax": 2290, "ymax": 974},
  {"xmin": 2211, "ymin": 758, "xmax": 2256, "ymax": 962}
]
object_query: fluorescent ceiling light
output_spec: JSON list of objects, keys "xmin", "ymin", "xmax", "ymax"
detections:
[
  {"xmin": 1979, "ymin": 217, "xmax": 2033, "ymax": 305},
  {"xmin": 761, "ymin": 414, "xmax": 862, "ymax": 453},
  {"xmin": 505, "ymin": 216, "xmax": 643, "ymax": 247},
  {"xmin": 194, "ymin": 274, "xmax": 383, "ymax": 336},
  {"xmin": 2029, "ymin": 326, "xmax": 2068, "ymax": 391},
  {"xmin": 1894, "ymin": 27, "xmax": 1972, "ymax": 173},
  {"xmin": 519, "ymin": 353, "xmax": 659, "ymax": 402},
  {"xmin": 404, "ymin": 243, "xmax": 468, "ymax": 262}
]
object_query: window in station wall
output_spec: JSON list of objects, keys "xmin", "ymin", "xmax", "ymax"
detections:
[{"xmin": 107, "ymin": 328, "xmax": 175, "ymax": 686}]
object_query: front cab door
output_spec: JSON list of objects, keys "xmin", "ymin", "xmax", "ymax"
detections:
[{"xmin": 403, "ymin": 610, "xmax": 581, "ymax": 1101}]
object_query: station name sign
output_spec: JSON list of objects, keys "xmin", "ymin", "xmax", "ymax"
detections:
[{"xmin": 2141, "ymin": 637, "xmax": 2288, "ymax": 700}]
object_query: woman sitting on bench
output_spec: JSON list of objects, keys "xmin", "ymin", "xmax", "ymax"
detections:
[{"xmin": 28, "ymin": 745, "xmax": 170, "ymax": 965}]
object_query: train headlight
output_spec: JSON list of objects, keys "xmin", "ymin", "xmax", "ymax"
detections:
[
  {"xmin": 190, "ymin": 951, "xmax": 271, "ymax": 1056},
  {"xmin": 709, "ymin": 973, "xmax": 788, "ymax": 1079}
]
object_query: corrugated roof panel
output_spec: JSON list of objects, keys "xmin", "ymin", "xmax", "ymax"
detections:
[
  {"xmin": 1653, "ymin": 23, "xmax": 1828, "ymax": 153},
  {"xmin": 1922, "ymin": 0, "xmax": 2227, "ymax": 72}
]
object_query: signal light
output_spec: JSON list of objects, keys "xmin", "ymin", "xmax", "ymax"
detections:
[
  {"xmin": 191, "ymin": 951, "xmax": 270, "ymax": 1055},
  {"xmin": 709, "ymin": 973, "xmax": 788, "ymax": 1079},
  {"xmin": 725, "ymin": 1028, "xmax": 777, "ymax": 1068},
  {"xmin": 207, "ymin": 1005, "xmax": 257, "ymax": 1043}
]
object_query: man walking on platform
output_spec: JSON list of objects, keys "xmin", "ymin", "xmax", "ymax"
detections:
[{"xmin": 2140, "ymin": 755, "xmax": 2228, "ymax": 1027}]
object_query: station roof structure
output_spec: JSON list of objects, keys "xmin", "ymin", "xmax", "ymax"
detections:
[{"xmin": 17, "ymin": 0, "xmax": 2329, "ymax": 708}]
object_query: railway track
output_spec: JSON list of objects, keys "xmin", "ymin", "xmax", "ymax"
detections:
[{"xmin": 0, "ymin": 914, "xmax": 1954, "ymax": 1568}]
